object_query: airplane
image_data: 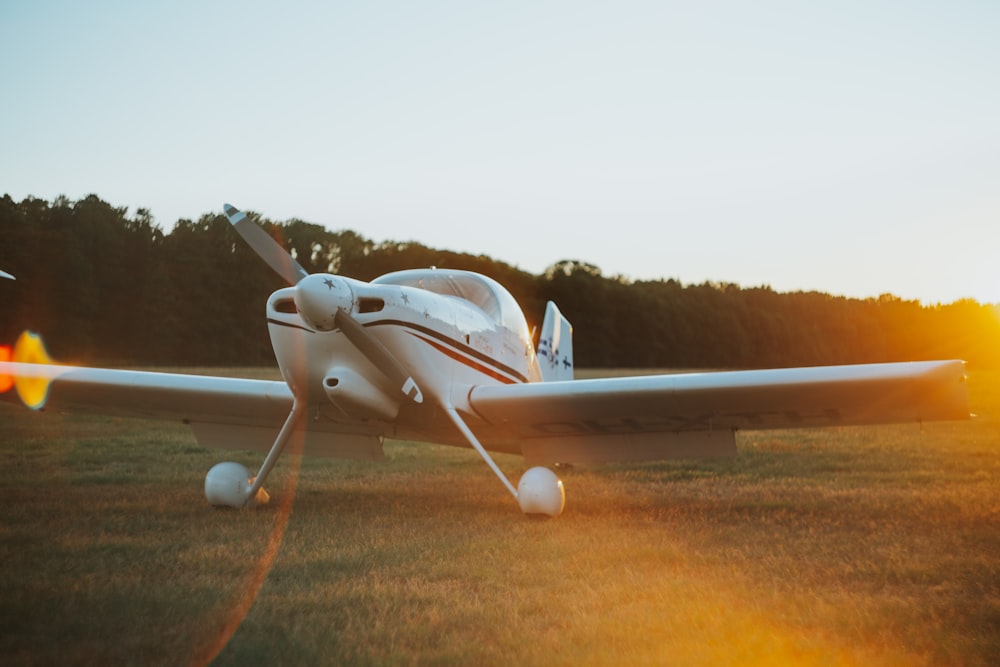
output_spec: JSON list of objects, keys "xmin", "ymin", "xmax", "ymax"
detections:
[{"xmin": 0, "ymin": 204, "xmax": 970, "ymax": 517}]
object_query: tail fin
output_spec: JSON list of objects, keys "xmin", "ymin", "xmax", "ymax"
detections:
[{"xmin": 537, "ymin": 302, "xmax": 574, "ymax": 382}]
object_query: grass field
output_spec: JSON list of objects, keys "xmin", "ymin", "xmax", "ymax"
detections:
[{"xmin": 1, "ymin": 369, "xmax": 998, "ymax": 666}]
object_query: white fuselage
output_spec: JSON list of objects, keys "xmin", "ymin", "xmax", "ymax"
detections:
[{"xmin": 265, "ymin": 268, "xmax": 541, "ymax": 447}]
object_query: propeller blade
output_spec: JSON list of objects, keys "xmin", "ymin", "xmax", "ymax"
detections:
[
  {"xmin": 223, "ymin": 203, "xmax": 308, "ymax": 285},
  {"xmin": 334, "ymin": 309, "xmax": 424, "ymax": 404}
]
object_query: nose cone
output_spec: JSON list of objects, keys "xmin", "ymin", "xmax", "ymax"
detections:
[{"xmin": 296, "ymin": 274, "xmax": 355, "ymax": 331}]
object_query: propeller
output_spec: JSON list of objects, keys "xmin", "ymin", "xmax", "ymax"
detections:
[
  {"xmin": 223, "ymin": 203, "xmax": 307, "ymax": 285},
  {"xmin": 223, "ymin": 203, "xmax": 423, "ymax": 404},
  {"xmin": 334, "ymin": 309, "xmax": 423, "ymax": 403}
]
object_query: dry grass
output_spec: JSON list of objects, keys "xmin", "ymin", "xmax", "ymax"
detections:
[{"xmin": 1, "ymin": 370, "xmax": 997, "ymax": 666}]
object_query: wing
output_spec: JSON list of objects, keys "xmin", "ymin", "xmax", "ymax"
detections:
[
  {"xmin": 466, "ymin": 361, "xmax": 970, "ymax": 465},
  {"xmin": 0, "ymin": 362, "xmax": 384, "ymax": 460},
  {"xmin": 1, "ymin": 362, "xmax": 292, "ymax": 419}
]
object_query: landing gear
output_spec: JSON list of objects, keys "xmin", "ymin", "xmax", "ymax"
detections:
[
  {"xmin": 205, "ymin": 462, "xmax": 270, "ymax": 508},
  {"xmin": 204, "ymin": 401, "xmax": 306, "ymax": 509},
  {"xmin": 444, "ymin": 406, "xmax": 565, "ymax": 517},
  {"xmin": 517, "ymin": 466, "xmax": 565, "ymax": 517},
  {"xmin": 202, "ymin": 398, "xmax": 566, "ymax": 517}
]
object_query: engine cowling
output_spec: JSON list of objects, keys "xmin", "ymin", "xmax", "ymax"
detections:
[{"xmin": 323, "ymin": 366, "xmax": 400, "ymax": 421}]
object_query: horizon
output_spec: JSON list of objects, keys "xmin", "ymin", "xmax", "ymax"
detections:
[{"xmin": 5, "ymin": 191, "xmax": 998, "ymax": 308}]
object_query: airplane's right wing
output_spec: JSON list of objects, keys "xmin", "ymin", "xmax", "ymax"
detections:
[
  {"xmin": 466, "ymin": 361, "xmax": 970, "ymax": 464},
  {"xmin": 0, "ymin": 361, "xmax": 385, "ymax": 460}
]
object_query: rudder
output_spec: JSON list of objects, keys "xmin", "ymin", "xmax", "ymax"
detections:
[{"xmin": 537, "ymin": 301, "xmax": 574, "ymax": 382}]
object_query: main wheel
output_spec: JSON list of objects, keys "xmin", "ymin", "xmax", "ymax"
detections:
[
  {"xmin": 517, "ymin": 467, "xmax": 565, "ymax": 517},
  {"xmin": 205, "ymin": 462, "xmax": 253, "ymax": 508}
]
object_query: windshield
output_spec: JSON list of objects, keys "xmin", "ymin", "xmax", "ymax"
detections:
[{"xmin": 373, "ymin": 269, "xmax": 529, "ymax": 338}]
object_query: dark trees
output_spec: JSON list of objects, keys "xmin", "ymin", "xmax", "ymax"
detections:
[{"xmin": 2, "ymin": 194, "xmax": 997, "ymax": 369}]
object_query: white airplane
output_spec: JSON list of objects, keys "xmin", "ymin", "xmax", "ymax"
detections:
[{"xmin": 0, "ymin": 204, "xmax": 970, "ymax": 516}]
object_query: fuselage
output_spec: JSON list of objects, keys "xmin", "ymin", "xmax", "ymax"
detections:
[{"xmin": 266, "ymin": 268, "xmax": 542, "ymax": 443}]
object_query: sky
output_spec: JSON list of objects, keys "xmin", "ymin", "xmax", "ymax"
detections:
[{"xmin": 2, "ymin": 0, "xmax": 998, "ymax": 305}]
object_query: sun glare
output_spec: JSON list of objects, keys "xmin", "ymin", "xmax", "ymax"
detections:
[
  {"xmin": 0, "ymin": 344, "xmax": 12, "ymax": 393},
  {"xmin": 10, "ymin": 331, "xmax": 56, "ymax": 410}
]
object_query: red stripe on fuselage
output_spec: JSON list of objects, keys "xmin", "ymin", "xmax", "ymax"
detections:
[{"xmin": 407, "ymin": 332, "xmax": 519, "ymax": 385}]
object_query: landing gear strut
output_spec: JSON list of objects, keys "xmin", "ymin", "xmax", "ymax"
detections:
[
  {"xmin": 204, "ymin": 401, "xmax": 306, "ymax": 508},
  {"xmin": 444, "ymin": 406, "xmax": 565, "ymax": 517}
]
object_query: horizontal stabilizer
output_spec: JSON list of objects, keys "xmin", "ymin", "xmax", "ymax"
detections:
[
  {"xmin": 522, "ymin": 429, "xmax": 736, "ymax": 465},
  {"xmin": 189, "ymin": 422, "xmax": 385, "ymax": 460}
]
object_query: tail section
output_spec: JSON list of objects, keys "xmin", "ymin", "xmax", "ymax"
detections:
[{"xmin": 537, "ymin": 302, "xmax": 574, "ymax": 382}]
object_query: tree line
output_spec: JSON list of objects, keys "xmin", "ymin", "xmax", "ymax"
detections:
[{"xmin": 2, "ymin": 194, "xmax": 998, "ymax": 369}]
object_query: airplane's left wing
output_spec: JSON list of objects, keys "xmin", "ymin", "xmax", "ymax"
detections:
[{"xmin": 465, "ymin": 361, "xmax": 970, "ymax": 465}]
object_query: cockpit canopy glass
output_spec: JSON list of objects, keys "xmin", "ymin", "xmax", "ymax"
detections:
[{"xmin": 373, "ymin": 269, "xmax": 530, "ymax": 340}]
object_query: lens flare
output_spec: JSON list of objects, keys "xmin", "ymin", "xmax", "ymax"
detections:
[
  {"xmin": 190, "ymin": 430, "xmax": 306, "ymax": 666},
  {"xmin": 12, "ymin": 331, "xmax": 55, "ymax": 410},
  {"xmin": 0, "ymin": 345, "xmax": 12, "ymax": 393}
]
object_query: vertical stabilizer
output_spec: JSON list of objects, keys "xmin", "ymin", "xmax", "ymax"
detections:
[{"xmin": 537, "ymin": 301, "xmax": 574, "ymax": 382}]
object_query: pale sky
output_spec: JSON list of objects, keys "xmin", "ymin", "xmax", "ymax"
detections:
[{"xmin": 2, "ymin": 1, "xmax": 998, "ymax": 304}]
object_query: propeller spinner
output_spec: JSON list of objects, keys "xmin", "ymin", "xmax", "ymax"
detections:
[{"xmin": 295, "ymin": 274, "xmax": 354, "ymax": 332}]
